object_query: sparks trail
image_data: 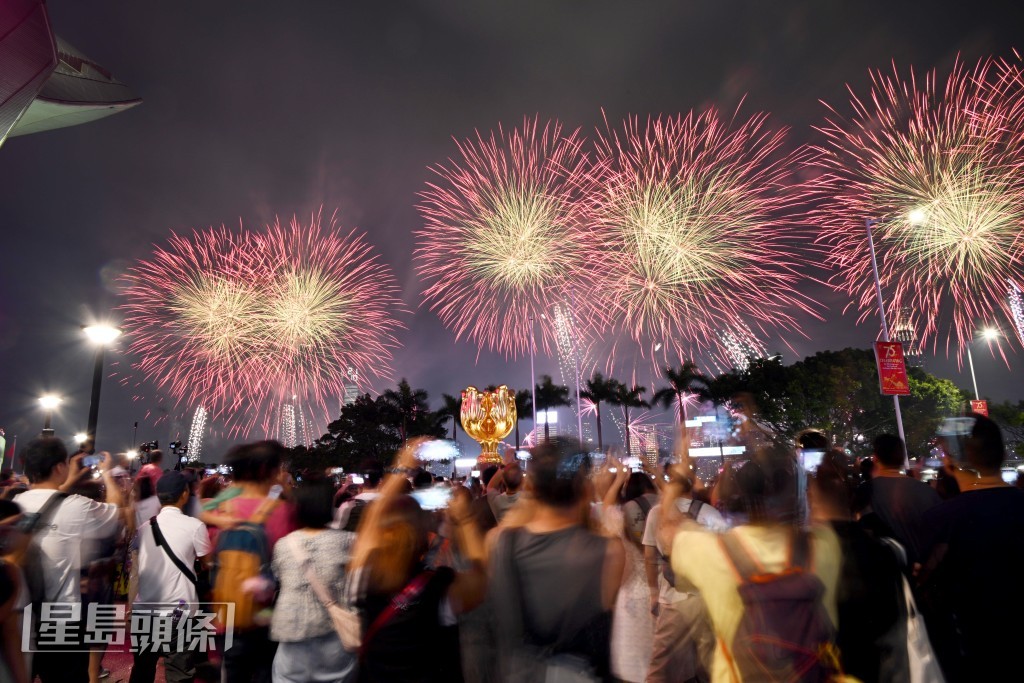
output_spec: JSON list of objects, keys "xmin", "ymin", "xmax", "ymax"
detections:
[
  {"xmin": 587, "ymin": 109, "xmax": 819, "ymax": 368},
  {"xmin": 812, "ymin": 56, "xmax": 1024, "ymax": 363},
  {"xmin": 415, "ymin": 117, "xmax": 603, "ymax": 359},
  {"xmin": 119, "ymin": 209, "xmax": 404, "ymax": 437}
]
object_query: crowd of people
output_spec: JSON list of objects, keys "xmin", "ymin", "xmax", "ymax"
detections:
[{"xmin": 0, "ymin": 407, "xmax": 1022, "ymax": 683}]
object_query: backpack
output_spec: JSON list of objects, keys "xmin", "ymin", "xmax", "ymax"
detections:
[
  {"xmin": 660, "ymin": 498, "xmax": 704, "ymax": 588},
  {"xmin": 211, "ymin": 497, "xmax": 279, "ymax": 630},
  {"xmin": 22, "ymin": 492, "xmax": 69, "ymax": 605},
  {"xmin": 720, "ymin": 529, "xmax": 840, "ymax": 683}
]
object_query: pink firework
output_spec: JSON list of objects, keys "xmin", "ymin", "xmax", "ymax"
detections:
[
  {"xmin": 120, "ymin": 210, "xmax": 404, "ymax": 436},
  {"xmin": 415, "ymin": 117, "xmax": 600, "ymax": 358},
  {"xmin": 812, "ymin": 57, "xmax": 1024, "ymax": 361},
  {"xmin": 587, "ymin": 109, "xmax": 819, "ymax": 365}
]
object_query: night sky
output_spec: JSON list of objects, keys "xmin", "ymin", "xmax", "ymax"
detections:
[{"xmin": 2, "ymin": 0, "xmax": 1022, "ymax": 459}]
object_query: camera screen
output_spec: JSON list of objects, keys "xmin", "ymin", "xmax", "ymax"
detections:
[{"xmin": 82, "ymin": 455, "xmax": 103, "ymax": 468}]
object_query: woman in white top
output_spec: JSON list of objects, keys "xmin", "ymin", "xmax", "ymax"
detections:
[
  {"xmin": 270, "ymin": 474, "xmax": 356, "ymax": 683},
  {"xmin": 132, "ymin": 476, "xmax": 160, "ymax": 528}
]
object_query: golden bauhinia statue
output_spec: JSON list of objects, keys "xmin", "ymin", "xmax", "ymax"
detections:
[{"xmin": 461, "ymin": 385, "xmax": 517, "ymax": 466}]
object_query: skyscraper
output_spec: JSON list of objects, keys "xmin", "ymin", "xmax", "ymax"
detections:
[{"xmin": 892, "ymin": 307, "xmax": 924, "ymax": 368}]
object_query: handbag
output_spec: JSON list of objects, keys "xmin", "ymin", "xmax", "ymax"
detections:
[
  {"xmin": 287, "ymin": 534, "xmax": 363, "ymax": 651},
  {"xmin": 901, "ymin": 575, "xmax": 945, "ymax": 683}
]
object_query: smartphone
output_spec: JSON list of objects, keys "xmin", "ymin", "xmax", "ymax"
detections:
[
  {"xmin": 471, "ymin": 470, "xmax": 481, "ymax": 478},
  {"xmin": 411, "ymin": 486, "xmax": 452, "ymax": 511},
  {"xmin": 82, "ymin": 454, "xmax": 103, "ymax": 469},
  {"xmin": 268, "ymin": 484, "xmax": 283, "ymax": 500},
  {"xmin": 350, "ymin": 475, "xmax": 365, "ymax": 485},
  {"xmin": 798, "ymin": 450, "xmax": 824, "ymax": 474},
  {"xmin": 936, "ymin": 417, "xmax": 975, "ymax": 462}
]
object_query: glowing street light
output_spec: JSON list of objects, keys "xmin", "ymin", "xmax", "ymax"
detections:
[
  {"xmin": 73, "ymin": 432, "xmax": 88, "ymax": 443},
  {"xmin": 966, "ymin": 327, "xmax": 1000, "ymax": 400},
  {"xmin": 82, "ymin": 324, "xmax": 122, "ymax": 451},
  {"xmin": 865, "ymin": 218, "xmax": 908, "ymax": 465},
  {"xmin": 38, "ymin": 394, "xmax": 63, "ymax": 436}
]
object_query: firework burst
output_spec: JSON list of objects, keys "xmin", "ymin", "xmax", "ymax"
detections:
[
  {"xmin": 587, "ymin": 109, "xmax": 818, "ymax": 365},
  {"xmin": 120, "ymin": 210, "xmax": 404, "ymax": 436},
  {"xmin": 415, "ymin": 118, "xmax": 599, "ymax": 358},
  {"xmin": 812, "ymin": 57, "xmax": 1024, "ymax": 359}
]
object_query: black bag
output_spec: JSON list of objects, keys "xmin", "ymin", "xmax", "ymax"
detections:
[
  {"xmin": 151, "ymin": 514, "xmax": 210, "ymax": 599},
  {"xmin": 719, "ymin": 529, "xmax": 840, "ymax": 682}
]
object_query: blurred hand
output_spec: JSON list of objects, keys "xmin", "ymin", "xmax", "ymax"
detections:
[
  {"xmin": 448, "ymin": 486, "xmax": 473, "ymax": 523},
  {"xmin": 502, "ymin": 446, "xmax": 517, "ymax": 467},
  {"xmin": 396, "ymin": 437, "xmax": 429, "ymax": 471},
  {"xmin": 99, "ymin": 451, "xmax": 115, "ymax": 472},
  {"xmin": 64, "ymin": 454, "xmax": 91, "ymax": 487}
]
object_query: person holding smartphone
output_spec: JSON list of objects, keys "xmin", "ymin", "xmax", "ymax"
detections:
[
  {"xmin": 920, "ymin": 414, "xmax": 1024, "ymax": 681},
  {"xmin": 13, "ymin": 438, "xmax": 126, "ymax": 683}
]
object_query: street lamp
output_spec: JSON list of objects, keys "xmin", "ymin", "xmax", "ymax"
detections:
[
  {"xmin": 82, "ymin": 324, "xmax": 122, "ymax": 452},
  {"xmin": 38, "ymin": 394, "xmax": 63, "ymax": 437},
  {"xmin": 865, "ymin": 218, "xmax": 909, "ymax": 465},
  {"xmin": 965, "ymin": 327, "xmax": 999, "ymax": 401}
]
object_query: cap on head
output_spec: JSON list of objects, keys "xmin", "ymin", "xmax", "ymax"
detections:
[{"xmin": 156, "ymin": 471, "xmax": 189, "ymax": 504}]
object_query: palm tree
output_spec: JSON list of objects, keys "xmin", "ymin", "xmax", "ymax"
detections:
[
  {"xmin": 514, "ymin": 389, "xmax": 533, "ymax": 448},
  {"xmin": 580, "ymin": 373, "xmax": 622, "ymax": 453},
  {"xmin": 610, "ymin": 382, "xmax": 650, "ymax": 457},
  {"xmin": 652, "ymin": 361, "xmax": 710, "ymax": 424},
  {"xmin": 534, "ymin": 374, "xmax": 572, "ymax": 443},
  {"xmin": 380, "ymin": 379, "xmax": 431, "ymax": 442},
  {"xmin": 440, "ymin": 393, "xmax": 462, "ymax": 441}
]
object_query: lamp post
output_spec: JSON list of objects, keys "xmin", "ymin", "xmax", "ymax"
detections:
[
  {"xmin": 38, "ymin": 394, "xmax": 62, "ymax": 437},
  {"xmin": 529, "ymin": 315, "xmax": 537, "ymax": 435},
  {"xmin": 965, "ymin": 327, "xmax": 999, "ymax": 400},
  {"xmin": 82, "ymin": 324, "xmax": 122, "ymax": 452},
  {"xmin": 865, "ymin": 218, "xmax": 908, "ymax": 465}
]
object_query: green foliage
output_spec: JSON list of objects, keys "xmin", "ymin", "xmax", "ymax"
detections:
[
  {"xmin": 652, "ymin": 361, "xmax": 710, "ymax": 423},
  {"xmin": 701, "ymin": 348, "xmax": 966, "ymax": 458},
  {"xmin": 301, "ymin": 380, "xmax": 447, "ymax": 473},
  {"xmin": 581, "ymin": 372, "xmax": 623, "ymax": 452},
  {"xmin": 534, "ymin": 375, "xmax": 572, "ymax": 441}
]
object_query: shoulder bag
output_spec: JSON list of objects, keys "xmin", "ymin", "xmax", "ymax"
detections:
[{"xmin": 287, "ymin": 533, "xmax": 363, "ymax": 651}]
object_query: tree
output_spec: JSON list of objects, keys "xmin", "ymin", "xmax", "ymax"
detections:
[
  {"xmin": 440, "ymin": 393, "xmax": 462, "ymax": 441},
  {"xmin": 580, "ymin": 372, "xmax": 622, "ymax": 452},
  {"xmin": 534, "ymin": 375, "xmax": 572, "ymax": 442},
  {"xmin": 652, "ymin": 361, "xmax": 710, "ymax": 424},
  {"xmin": 380, "ymin": 379, "xmax": 446, "ymax": 443},
  {"xmin": 319, "ymin": 394, "xmax": 403, "ymax": 470},
  {"xmin": 701, "ymin": 348, "xmax": 969, "ymax": 458},
  {"xmin": 514, "ymin": 389, "xmax": 533, "ymax": 448},
  {"xmin": 610, "ymin": 382, "xmax": 650, "ymax": 457}
]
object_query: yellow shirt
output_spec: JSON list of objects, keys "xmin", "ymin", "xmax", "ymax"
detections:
[{"xmin": 671, "ymin": 523, "xmax": 841, "ymax": 683}]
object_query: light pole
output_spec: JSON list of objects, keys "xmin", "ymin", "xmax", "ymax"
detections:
[
  {"xmin": 38, "ymin": 394, "xmax": 62, "ymax": 437},
  {"xmin": 82, "ymin": 324, "xmax": 122, "ymax": 452},
  {"xmin": 570, "ymin": 289, "xmax": 583, "ymax": 443},
  {"xmin": 529, "ymin": 315, "xmax": 537, "ymax": 435},
  {"xmin": 866, "ymin": 218, "xmax": 908, "ymax": 465},
  {"xmin": 965, "ymin": 327, "xmax": 999, "ymax": 401}
]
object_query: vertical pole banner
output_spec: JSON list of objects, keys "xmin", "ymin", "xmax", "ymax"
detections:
[
  {"xmin": 874, "ymin": 341, "xmax": 911, "ymax": 396},
  {"xmin": 969, "ymin": 399, "xmax": 989, "ymax": 416}
]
